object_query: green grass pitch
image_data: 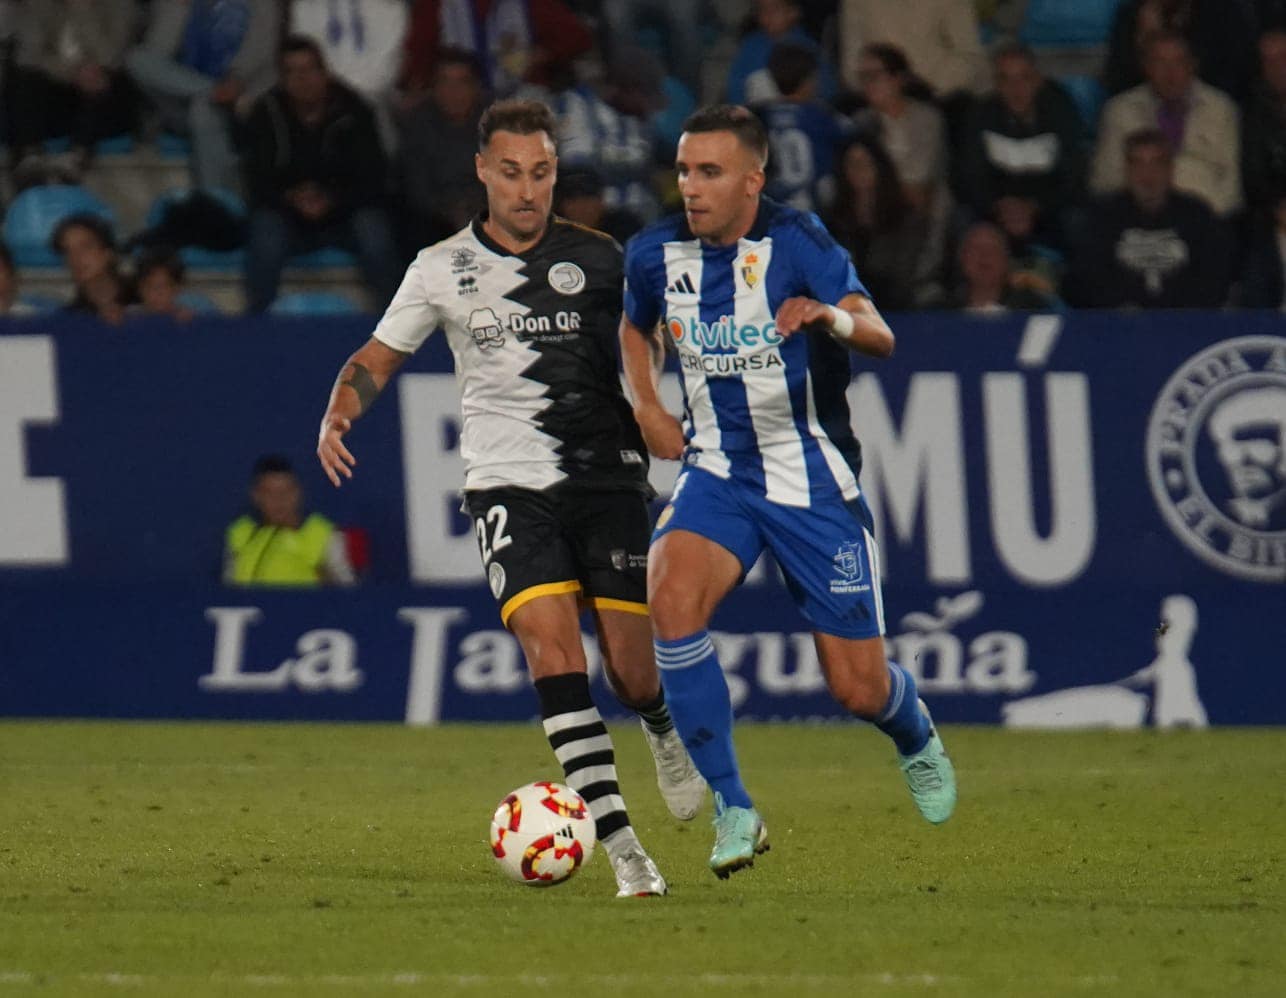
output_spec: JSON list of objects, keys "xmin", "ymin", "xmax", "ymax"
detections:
[{"xmin": 1, "ymin": 722, "xmax": 1282, "ymax": 997}]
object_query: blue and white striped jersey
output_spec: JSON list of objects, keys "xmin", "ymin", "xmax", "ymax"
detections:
[{"xmin": 624, "ymin": 198, "xmax": 871, "ymax": 508}]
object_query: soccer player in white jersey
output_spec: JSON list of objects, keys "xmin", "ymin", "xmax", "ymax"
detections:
[
  {"xmin": 619, "ymin": 105, "xmax": 957, "ymax": 879},
  {"xmin": 316, "ymin": 99, "xmax": 705, "ymax": 898}
]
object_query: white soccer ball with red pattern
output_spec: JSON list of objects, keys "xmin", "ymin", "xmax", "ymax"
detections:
[{"xmin": 489, "ymin": 780, "xmax": 596, "ymax": 886}]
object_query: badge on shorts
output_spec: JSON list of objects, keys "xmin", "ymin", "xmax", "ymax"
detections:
[
  {"xmin": 548, "ymin": 262, "xmax": 586, "ymax": 295},
  {"xmin": 488, "ymin": 561, "xmax": 506, "ymax": 598}
]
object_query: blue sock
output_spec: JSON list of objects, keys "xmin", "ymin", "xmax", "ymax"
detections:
[
  {"xmin": 876, "ymin": 661, "xmax": 932, "ymax": 756},
  {"xmin": 654, "ymin": 632, "xmax": 753, "ymax": 809}
]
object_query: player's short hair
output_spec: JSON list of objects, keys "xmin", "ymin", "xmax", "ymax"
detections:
[
  {"xmin": 680, "ymin": 104, "xmax": 769, "ymax": 166},
  {"xmin": 767, "ymin": 43, "xmax": 819, "ymax": 96},
  {"xmin": 478, "ymin": 99, "xmax": 557, "ymax": 151},
  {"xmin": 51, "ymin": 213, "xmax": 116, "ymax": 256},
  {"xmin": 1125, "ymin": 127, "xmax": 1173, "ymax": 159},
  {"xmin": 252, "ymin": 454, "xmax": 296, "ymax": 481}
]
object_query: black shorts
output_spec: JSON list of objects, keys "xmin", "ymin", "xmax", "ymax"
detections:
[{"xmin": 462, "ymin": 487, "xmax": 651, "ymax": 627}]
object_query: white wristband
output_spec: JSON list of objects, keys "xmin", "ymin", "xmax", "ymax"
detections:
[{"xmin": 827, "ymin": 304, "xmax": 855, "ymax": 342}]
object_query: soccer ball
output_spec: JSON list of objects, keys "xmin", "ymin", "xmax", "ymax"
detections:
[{"xmin": 489, "ymin": 780, "xmax": 596, "ymax": 886}]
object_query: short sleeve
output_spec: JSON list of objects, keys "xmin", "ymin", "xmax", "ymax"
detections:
[
  {"xmin": 623, "ymin": 234, "xmax": 661, "ymax": 330},
  {"xmin": 371, "ymin": 255, "xmax": 441, "ymax": 353},
  {"xmin": 793, "ymin": 212, "xmax": 869, "ymax": 305}
]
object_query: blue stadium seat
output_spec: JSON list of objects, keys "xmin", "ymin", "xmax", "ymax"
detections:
[
  {"xmin": 1020, "ymin": 0, "xmax": 1121, "ymax": 49},
  {"xmin": 289, "ymin": 246, "xmax": 358, "ymax": 268},
  {"xmin": 15, "ymin": 294, "xmax": 63, "ymax": 313},
  {"xmin": 2, "ymin": 185, "xmax": 117, "ymax": 268},
  {"xmin": 156, "ymin": 133, "xmax": 193, "ymax": 159},
  {"xmin": 269, "ymin": 291, "xmax": 362, "ymax": 316},
  {"xmin": 42, "ymin": 135, "xmax": 136, "ymax": 156},
  {"xmin": 1058, "ymin": 75, "xmax": 1107, "ymax": 137},
  {"xmin": 177, "ymin": 291, "xmax": 221, "ymax": 315}
]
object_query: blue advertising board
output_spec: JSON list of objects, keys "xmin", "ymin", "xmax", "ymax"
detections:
[{"xmin": 2, "ymin": 312, "xmax": 1283, "ymax": 726}]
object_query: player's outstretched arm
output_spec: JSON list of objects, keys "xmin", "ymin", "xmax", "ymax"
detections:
[
  {"xmin": 619, "ymin": 315, "xmax": 685, "ymax": 460},
  {"xmin": 775, "ymin": 293, "xmax": 895, "ymax": 359},
  {"xmin": 317, "ymin": 337, "xmax": 409, "ymax": 487}
]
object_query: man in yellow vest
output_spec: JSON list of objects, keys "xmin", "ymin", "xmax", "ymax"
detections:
[{"xmin": 223, "ymin": 454, "xmax": 356, "ymax": 586}]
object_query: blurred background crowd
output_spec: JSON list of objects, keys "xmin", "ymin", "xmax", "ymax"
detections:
[{"xmin": 3, "ymin": 0, "xmax": 1286, "ymax": 321}]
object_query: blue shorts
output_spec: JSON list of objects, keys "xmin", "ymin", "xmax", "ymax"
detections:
[{"xmin": 653, "ymin": 467, "xmax": 886, "ymax": 639}]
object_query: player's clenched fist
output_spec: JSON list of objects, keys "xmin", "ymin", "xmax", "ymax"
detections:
[
  {"xmin": 317, "ymin": 415, "xmax": 356, "ymax": 487},
  {"xmin": 634, "ymin": 401, "xmax": 685, "ymax": 460}
]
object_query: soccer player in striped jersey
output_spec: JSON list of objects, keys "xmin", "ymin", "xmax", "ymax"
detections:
[
  {"xmin": 316, "ymin": 99, "xmax": 706, "ymax": 897},
  {"xmin": 619, "ymin": 105, "xmax": 957, "ymax": 879}
]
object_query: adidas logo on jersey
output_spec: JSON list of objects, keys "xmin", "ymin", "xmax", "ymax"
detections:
[{"xmin": 667, "ymin": 273, "xmax": 697, "ymax": 295}]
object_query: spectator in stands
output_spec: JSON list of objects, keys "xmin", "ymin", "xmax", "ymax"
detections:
[
  {"xmin": 600, "ymin": 0, "xmax": 704, "ymax": 97},
  {"xmin": 131, "ymin": 246, "xmax": 196, "ymax": 323},
  {"xmin": 223, "ymin": 454, "xmax": 356, "ymax": 587},
  {"xmin": 825, "ymin": 134, "xmax": 937, "ymax": 311},
  {"xmin": 1243, "ymin": 30, "xmax": 1286, "ymax": 214},
  {"xmin": 1071, "ymin": 128, "xmax": 1231, "ymax": 308},
  {"xmin": 957, "ymin": 44, "xmax": 1087, "ymax": 252},
  {"xmin": 554, "ymin": 168, "xmax": 640, "ymax": 244},
  {"xmin": 839, "ymin": 0, "xmax": 987, "ymax": 100},
  {"xmin": 0, "ymin": 243, "xmax": 41, "ymax": 317},
  {"xmin": 1238, "ymin": 189, "xmax": 1286, "ymax": 307},
  {"xmin": 52, "ymin": 214, "xmax": 135, "ymax": 324},
  {"xmin": 726, "ymin": 0, "xmax": 836, "ymax": 105},
  {"xmin": 547, "ymin": 47, "xmax": 665, "ymax": 226},
  {"xmin": 1091, "ymin": 32, "xmax": 1242, "ymax": 218},
  {"xmin": 126, "ymin": 0, "xmax": 280, "ymax": 194},
  {"xmin": 850, "ymin": 44, "xmax": 952, "ymax": 275},
  {"xmin": 757, "ymin": 44, "xmax": 846, "ymax": 214},
  {"xmin": 8, "ymin": 0, "xmax": 138, "ymax": 179},
  {"xmin": 945, "ymin": 221, "xmax": 1059, "ymax": 312},
  {"xmin": 289, "ymin": 0, "xmax": 410, "ymax": 144},
  {"xmin": 1104, "ymin": 0, "xmax": 1257, "ymax": 104},
  {"xmin": 396, "ymin": 47, "xmax": 487, "ymax": 253},
  {"xmin": 241, "ymin": 36, "xmax": 401, "ymax": 314},
  {"xmin": 400, "ymin": 0, "xmax": 592, "ymax": 99}
]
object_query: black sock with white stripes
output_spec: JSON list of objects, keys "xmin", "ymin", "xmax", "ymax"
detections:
[
  {"xmin": 535, "ymin": 672, "xmax": 633, "ymax": 851},
  {"xmin": 633, "ymin": 691, "xmax": 675, "ymax": 736}
]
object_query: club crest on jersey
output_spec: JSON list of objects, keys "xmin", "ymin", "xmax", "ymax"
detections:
[
  {"xmin": 548, "ymin": 262, "xmax": 586, "ymax": 295},
  {"xmin": 451, "ymin": 248, "xmax": 477, "ymax": 271},
  {"xmin": 738, "ymin": 251, "xmax": 761, "ymax": 289},
  {"xmin": 467, "ymin": 307, "xmax": 506, "ymax": 351}
]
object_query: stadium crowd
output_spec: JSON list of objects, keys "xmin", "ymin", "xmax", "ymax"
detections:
[{"xmin": 3, "ymin": 0, "xmax": 1286, "ymax": 319}]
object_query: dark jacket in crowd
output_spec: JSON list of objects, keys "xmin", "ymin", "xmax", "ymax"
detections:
[
  {"xmin": 957, "ymin": 81, "xmax": 1087, "ymax": 225},
  {"xmin": 1067, "ymin": 191, "xmax": 1231, "ymax": 308},
  {"xmin": 1241, "ymin": 88, "xmax": 1286, "ymax": 212},
  {"xmin": 1237, "ymin": 222, "xmax": 1286, "ymax": 308},
  {"xmin": 242, "ymin": 82, "xmax": 387, "ymax": 221}
]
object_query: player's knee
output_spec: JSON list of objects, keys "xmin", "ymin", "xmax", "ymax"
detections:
[{"xmin": 646, "ymin": 582, "xmax": 706, "ymax": 640}]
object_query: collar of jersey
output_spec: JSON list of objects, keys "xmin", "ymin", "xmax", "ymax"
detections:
[
  {"xmin": 681, "ymin": 196, "xmax": 779, "ymax": 248},
  {"xmin": 471, "ymin": 213, "xmax": 558, "ymax": 259}
]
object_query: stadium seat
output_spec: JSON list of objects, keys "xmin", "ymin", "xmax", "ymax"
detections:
[
  {"xmin": 1019, "ymin": 0, "xmax": 1121, "ymax": 49},
  {"xmin": 2, "ymin": 185, "xmax": 117, "ymax": 268},
  {"xmin": 289, "ymin": 246, "xmax": 358, "ymax": 269},
  {"xmin": 269, "ymin": 291, "xmax": 362, "ymax": 316},
  {"xmin": 177, "ymin": 291, "xmax": 222, "ymax": 315},
  {"xmin": 14, "ymin": 294, "xmax": 62, "ymax": 314},
  {"xmin": 42, "ymin": 135, "xmax": 136, "ymax": 156},
  {"xmin": 155, "ymin": 133, "xmax": 193, "ymax": 160}
]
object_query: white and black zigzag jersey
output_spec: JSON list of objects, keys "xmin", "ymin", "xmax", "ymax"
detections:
[{"xmin": 373, "ymin": 216, "xmax": 649, "ymax": 494}]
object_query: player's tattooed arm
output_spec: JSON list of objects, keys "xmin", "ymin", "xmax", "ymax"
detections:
[
  {"xmin": 317, "ymin": 337, "xmax": 410, "ymax": 487},
  {"xmin": 337, "ymin": 362, "xmax": 380, "ymax": 414}
]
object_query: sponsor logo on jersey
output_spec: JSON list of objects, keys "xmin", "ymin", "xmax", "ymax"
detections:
[
  {"xmin": 548, "ymin": 262, "xmax": 586, "ymax": 295},
  {"xmin": 467, "ymin": 307, "xmax": 506, "ymax": 352},
  {"xmin": 451, "ymin": 248, "xmax": 477, "ymax": 271},
  {"xmin": 609, "ymin": 549, "xmax": 648, "ymax": 571},
  {"xmin": 506, "ymin": 311, "xmax": 582, "ymax": 337},
  {"xmin": 666, "ymin": 315, "xmax": 781, "ymax": 351},
  {"xmin": 620, "ymin": 450, "xmax": 643, "ymax": 465},
  {"xmin": 680, "ymin": 352, "xmax": 785, "ymax": 375},
  {"xmin": 457, "ymin": 276, "xmax": 478, "ymax": 295},
  {"xmin": 1146, "ymin": 335, "xmax": 1286, "ymax": 581},
  {"xmin": 666, "ymin": 272, "xmax": 697, "ymax": 295}
]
